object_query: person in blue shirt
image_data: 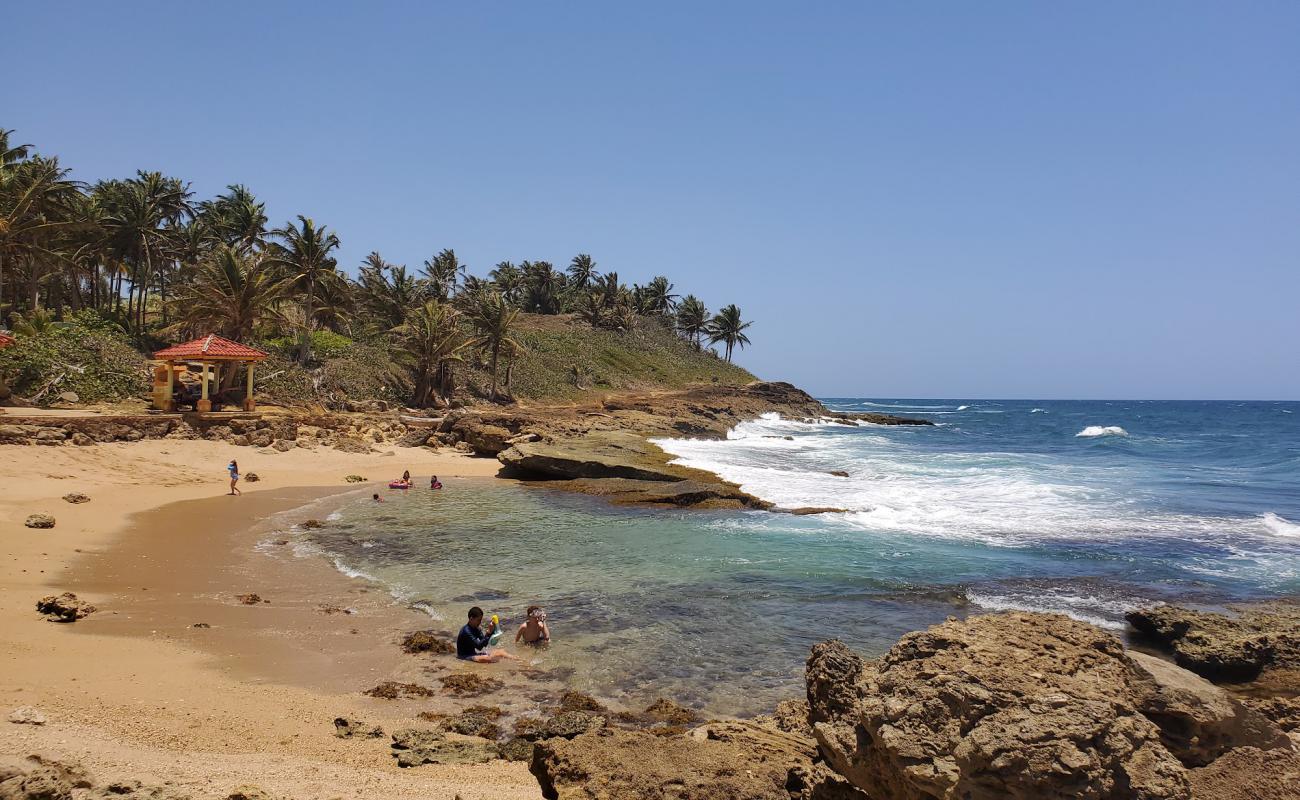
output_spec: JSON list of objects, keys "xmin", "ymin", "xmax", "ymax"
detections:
[{"xmin": 456, "ymin": 606, "xmax": 518, "ymax": 663}]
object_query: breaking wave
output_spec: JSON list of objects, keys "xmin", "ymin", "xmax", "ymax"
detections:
[
  {"xmin": 1076, "ymin": 425, "xmax": 1128, "ymax": 438},
  {"xmin": 1262, "ymin": 513, "xmax": 1300, "ymax": 539}
]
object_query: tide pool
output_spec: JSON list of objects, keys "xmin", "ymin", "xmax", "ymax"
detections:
[{"xmin": 299, "ymin": 399, "xmax": 1300, "ymax": 715}]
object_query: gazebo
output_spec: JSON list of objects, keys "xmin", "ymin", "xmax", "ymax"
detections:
[{"xmin": 152, "ymin": 334, "xmax": 269, "ymax": 412}]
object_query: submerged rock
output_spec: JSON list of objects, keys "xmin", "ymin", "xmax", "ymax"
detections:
[{"xmin": 806, "ymin": 612, "xmax": 1300, "ymax": 800}]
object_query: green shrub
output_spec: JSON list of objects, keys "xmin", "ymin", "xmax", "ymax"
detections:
[
  {"xmin": 264, "ymin": 330, "xmax": 356, "ymax": 361},
  {"xmin": 0, "ymin": 312, "xmax": 150, "ymax": 405}
]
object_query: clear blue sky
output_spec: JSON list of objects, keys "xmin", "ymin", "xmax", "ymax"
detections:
[{"xmin": 8, "ymin": 2, "xmax": 1298, "ymax": 399}]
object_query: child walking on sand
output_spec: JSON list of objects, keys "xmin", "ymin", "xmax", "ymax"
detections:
[{"xmin": 227, "ymin": 460, "xmax": 241, "ymax": 496}]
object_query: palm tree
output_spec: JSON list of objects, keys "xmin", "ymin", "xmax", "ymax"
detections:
[
  {"xmin": 675, "ymin": 295, "xmax": 708, "ymax": 349},
  {"xmin": 489, "ymin": 261, "xmax": 524, "ymax": 304},
  {"xmin": 96, "ymin": 171, "xmax": 192, "ymax": 331},
  {"xmin": 640, "ymin": 276, "xmax": 678, "ymax": 314},
  {"xmin": 393, "ymin": 300, "xmax": 467, "ymax": 407},
  {"xmin": 170, "ymin": 245, "xmax": 285, "ymax": 342},
  {"xmin": 567, "ymin": 253, "xmax": 599, "ymax": 291},
  {"xmin": 706, "ymin": 304, "xmax": 753, "ymax": 362},
  {"xmin": 0, "ymin": 129, "xmax": 31, "ymax": 167},
  {"xmin": 422, "ymin": 248, "xmax": 463, "ymax": 301},
  {"xmin": 356, "ymin": 252, "xmax": 422, "ymax": 331},
  {"xmin": 269, "ymin": 215, "xmax": 340, "ymax": 364},
  {"xmin": 197, "ymin": 184, "xmax": 267, "ymax": 253},
  {"xmin": 575, "ymin": 290, "xmax": 607, "ymax": 328},
  {"xmin": 465, "ymin": 290, "xmax": 521, "ymax": 400},
  {"xmin": 0, "ymin": 153, "xmax": 82, "ymax": 319},
  {"xmin": 521, "ymin": 261, "xmax": 565, "ymax": 314}
]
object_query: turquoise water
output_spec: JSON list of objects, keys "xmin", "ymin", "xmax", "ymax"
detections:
[{"xmin": 304, "ymin": 399, "xmax": 1300, "ymax": 715}]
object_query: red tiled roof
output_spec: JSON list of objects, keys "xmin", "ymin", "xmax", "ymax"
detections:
[
  {"xmin": 0, "ymin": 333, "xmax": 14, "ymax": 350},
  {"xmin": 153, "ymin": 334, "xmax": 268, "ymax": 361}
]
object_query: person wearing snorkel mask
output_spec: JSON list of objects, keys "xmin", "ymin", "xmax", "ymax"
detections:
[{"xmin": 515, "ymin": 605, "xmax": 551, "ymax": 645}]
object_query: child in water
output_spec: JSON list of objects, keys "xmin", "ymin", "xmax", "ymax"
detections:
[{"xmin": 515, "ymin": 605, "xmax": 551, "ymax": 645}]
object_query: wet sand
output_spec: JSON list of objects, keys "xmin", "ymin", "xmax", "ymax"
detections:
[{"xmin": 0, "ymin": 439, "xmax": 542, "ymax": 799}]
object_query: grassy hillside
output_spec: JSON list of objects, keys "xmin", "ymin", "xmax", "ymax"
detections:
[
  {"xmin": 461, "ymin": 313, "xmax": 756, "ymax": 402},
  {"xmin": 0, "ymin": 311, "xmax": 756, "ymax": 410}
]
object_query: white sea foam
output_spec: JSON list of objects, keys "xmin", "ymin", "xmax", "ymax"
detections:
[
  {"xmin": 965, "ymin": 589, "xmax": 1144, "ymax": 630},
  {"xmin": 332, "ymin": 557, "xmax": 379, "ymax": 582},
  {"xmin": 1076, "ymin": 425, "xmax": 1128, "ymax": 438},
  {"xmin": 956, "ymin": 405, "xmax": 969, "ymax": 411},
  {"xmin": 1031, "ymin": 408, "xmax": 1046, "ymax": 413},
  {"xmin": 1261, "ymin": 513, "xmax": 1300, "ymax": 538},
  {"xmin": 655, "ymin": 416, "xmax": 1272, "ymax": 548},
  {"xmin": 409, "ymin": 601, "xmax": 445, "ymax": 620}
]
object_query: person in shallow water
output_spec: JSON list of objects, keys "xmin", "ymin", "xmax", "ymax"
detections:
[
  {"xmin": 515, "ymin": 605, "xmax": 551, "ymax": 645},
  {"xmin": 456, "ymin": 606, "xmax": 519, "ymax": 663},
  {"xmin": 430, "ymin": 475, "xmax": 442, "ymax": 490}
]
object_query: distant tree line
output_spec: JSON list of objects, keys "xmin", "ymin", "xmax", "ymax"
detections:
[{"xmin": 0, "ymin": 127, "xmax": 753, "ymax": 405}]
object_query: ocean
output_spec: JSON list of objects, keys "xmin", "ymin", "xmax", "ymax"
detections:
[{"xmin": 296, "ymin": 399, "xmax": 1300, "ymax": 715}]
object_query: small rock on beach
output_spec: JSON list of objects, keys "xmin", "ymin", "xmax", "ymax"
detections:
[
  {"xmin": 7, "ymin": 706, "xmax": 47, "ymax": 725},
  {"xmin": 36, "ymin": 592, "xmax": 95, "ymax": 622}
]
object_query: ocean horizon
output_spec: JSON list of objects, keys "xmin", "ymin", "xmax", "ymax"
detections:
[{"xmin": 296, "ymin": 398, "xmax": 1300, "ymax": 715}]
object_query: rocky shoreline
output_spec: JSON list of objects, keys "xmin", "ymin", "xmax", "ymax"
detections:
[
  {"xmin": 519, "ymin": 604, "xmax": 1300, "ymax": 800},
  {"xmin": 0, "ymin": 381, "xmax": 932, "ymax": 511}
]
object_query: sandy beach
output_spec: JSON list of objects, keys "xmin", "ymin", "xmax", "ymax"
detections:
[{"xmin": 0, "ymin": 438, "xmax": 543, "ymax": 799}]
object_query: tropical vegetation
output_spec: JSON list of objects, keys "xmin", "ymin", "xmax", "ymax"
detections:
[{"xmin": 0, "ymin": 127, "xmax": 755, "ymax": 408}]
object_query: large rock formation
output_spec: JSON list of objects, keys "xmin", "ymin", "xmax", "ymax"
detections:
[
  {"xmin": 805, "ymin": 612, "xmax": 1298, "ymax": 800},
  {"xmin": 499, "ymin": 432, "xmax": 685, "ymax": 482},
  {"xmin": 1126, "ymin": 603, "xmax": 1300, "ymax": 684}
]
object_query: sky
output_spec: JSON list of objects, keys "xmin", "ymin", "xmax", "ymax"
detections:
[{"xmin": 7, "ymin": 2, "xmax": 1299, "ymax": 399}]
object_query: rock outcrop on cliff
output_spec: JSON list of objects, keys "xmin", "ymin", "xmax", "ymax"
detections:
[{"xmin": 805, "ymin": 613, "xmax": 1299, "ymax": 800}]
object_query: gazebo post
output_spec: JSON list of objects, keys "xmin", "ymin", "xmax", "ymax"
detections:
[
  {"xmin": 244, "ymin": 362, "xmax": 256, "ymax": 411},
  {"xmin": 198, "ymin": 361, "xmax": 212, "ymax": 412},
  {"xmin": 166, "ymin": 361, "xmax": 176, "ymax": 411}
]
